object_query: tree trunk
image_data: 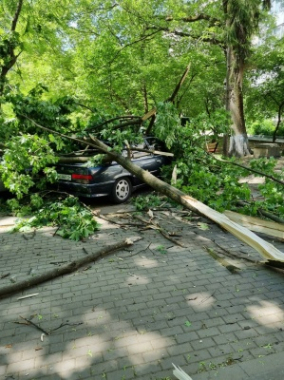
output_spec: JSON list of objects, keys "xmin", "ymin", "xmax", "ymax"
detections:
[
  {"xmin": 142, "ymin": 82, "xmax": 149, "ymax": 114},
  {"xmin": 272, "ymin": 101, "xmax": 284, "ymax": 142},
  {"xmin": 227, "ymin": 47, "xmax": 251, "ymax": 157},
  {"xmin": 0, "ymin": 0, "xmax": 23, "ymax": 96}
]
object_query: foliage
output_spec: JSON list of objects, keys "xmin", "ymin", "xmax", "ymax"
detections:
[
  {"xmin": 132, "ymin": 193, "xmax": 165, "ymax": 211},
  {"xmin": 12, "ymin": 196, "xmax": 100, "ymax": 241},
  {"xmin": 243, "ymin": 158, "xmax": 284, "ymax": 217},
  {"xmin": 0, "ymin": 134, "xmax": 58, "ymax": 198},
  {"xmin": 247, "ymin": 119, "xmax": 284, "ymax": 136},
  {"xmin": 132, "ymin": 107, "xmax": 284, "ymax": 221},
  {"xmin": 246, "ymin": 35, "xmax": 284, "ymax": 141},
  {"xmin": 166, "ymin": 153, "xmax": 251, "ymax": 213},
  {"xmin": 190, "ymin": 110, "xmax": 230, "ymax": 139},
  {"xmin": 160, "ymin": 124, "xmax": 284, "ymax": 219},
  {"xmin": 153, "ymin": 102, "xmax": 182, "ymax": 149}
]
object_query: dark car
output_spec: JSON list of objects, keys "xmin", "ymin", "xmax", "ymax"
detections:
[{"xmin": 55, "ymin": 137, "xmax": 171, "ymax": 203}]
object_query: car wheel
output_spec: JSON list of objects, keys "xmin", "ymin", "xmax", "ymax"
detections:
[{"xmin": 111, "ymin": 177, "xmax": 132, "ymax": 203}]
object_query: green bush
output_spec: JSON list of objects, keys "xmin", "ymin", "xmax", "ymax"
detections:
[{"xmin": 247, "ymin": 119, "xmax": 284, "ymax": 136}]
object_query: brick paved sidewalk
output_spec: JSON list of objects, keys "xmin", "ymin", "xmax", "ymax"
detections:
[{"xmin": 1, "ymin": 208, "xmax": 284, "ymax": 380}]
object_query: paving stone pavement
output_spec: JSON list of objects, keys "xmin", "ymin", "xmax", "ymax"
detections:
[{"xmin": 1, "ymin": 205, "xmax": 284, "ymax": 380}]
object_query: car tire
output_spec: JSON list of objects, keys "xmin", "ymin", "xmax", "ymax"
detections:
[{"xmin": 111, "ymin": 177, "xmax": 132, "ymax": 203}]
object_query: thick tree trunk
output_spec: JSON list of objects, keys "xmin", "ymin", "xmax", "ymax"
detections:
[
  {"xmin": 227, "ymin": 48, "xmax": 250, "ymax": 157},
  {"xmin": 228, "ymin": 134, "xmax": 250, "ymax": 157}
]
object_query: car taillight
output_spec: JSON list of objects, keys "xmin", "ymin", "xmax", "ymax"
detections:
[{"xmin": 71, "ymin": 174, "xmax": 93, "ymax": 183}]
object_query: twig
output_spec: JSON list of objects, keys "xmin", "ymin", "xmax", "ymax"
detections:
[
  {"xmin": 52, "ymin": 321, "xmax": 83, "ymax": 331},
  {"xmin": 93, "ymin": 210, "xmax": 145, "ymax": 228},
  {"xmin": 1, "ymin": 273, "xmax": 10, "ymax": 279},
  {"xmin": 213, "ymin": 155, "xmax": 284, "ymax": 187},
  {"xmin": 159, "ymin": 229, "xmax": 186, "ymax": 247},
  {"xmin": 84, "ymin": 115, "xmax": 141, "ymax": 130},
  {"xmin": 19, "ymin": 316, "xmax": 49, "ymax": 335},
  {"xmin": 131, "ymin": 243, "xmax": 151, "ymax": 257},
  {"xmin": 86, "ymin": 208, "xmax": 124, "ymax": 226},
  {"xmin": 237, "ymin": 200, "xmax": 284, "ymax": 224},
  {"xmin": 198, "ymin": 290, "xmax": 216, "ymax": 305},
  {"xmin": 133, "ymin": 214, "xmax": 186, "ymax": 247},
  {"xmin": 82, "ymin": 248, "xmax": 90, "ymax": 255},
  {"xmin": 53, "ymin": 226, "xmax": 61, "ymax": 237}
]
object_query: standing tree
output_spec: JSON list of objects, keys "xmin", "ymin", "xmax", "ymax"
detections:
[
  {"xmin": 0, "ymin": 0, "xmax": 23, "ymax": 95},
  {"xmin": 224, "ymin": 0, "xmax": 271, "ymax": 156},
  {"xmin": 120, "ymin": 0, "xmax": 272, "ymax": 156}
]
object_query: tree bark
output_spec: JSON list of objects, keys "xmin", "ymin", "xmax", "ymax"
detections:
[
  {"xmin": 0, "ymin": 0, "xmax": 23, "ymax": 95},
  {"xmin": 273, "ymin": 101, "xmax": 284, "ymax": 142},
  {"xmin": 0, "ymin": 239, "xmax": 134, "ymax": 299},
  {"xmin": 227, "ymin": 47, "xmax": 251, "ymax": 157}
]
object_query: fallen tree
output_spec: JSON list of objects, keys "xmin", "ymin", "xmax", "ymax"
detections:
[
  {"xmin": 16, "ymin": 115, "xmax": 284, "ymax": 264},
  {"xmin": 90, "ymin": 136, "xmax": 284, "ymax": 263}
]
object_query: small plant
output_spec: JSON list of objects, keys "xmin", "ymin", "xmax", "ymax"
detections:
[
  {"xmin": 209, "ymin": 362, "xmax": 217, "ymax": 370},
  {"xmin": 199, "ymin": 361, "xmax": 207, "ymax": 372},
  {"xmin": 156, "ymin": 245, "xmax": 167, "ymax": 254},
  {"xmin": 263, "ymin": 343, "xmax": 272, "ymax": 349},
  {"xmin": 184, "ymin": 320, "xmax": 192, "ymax": 327}
]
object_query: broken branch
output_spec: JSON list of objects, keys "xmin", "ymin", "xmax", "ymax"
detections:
[
  {"xmin": 0, "ymin": 239, "xmax": 137, "ymax": 299},
  {"xmin": 133, "ymin": 213, "xmax": 186, "ymax": 247},
  {"xmin": 19, "ymin": 316, "xmax": 49, "ymax": 336},
  {"xmin": 213, "ymin": 155, "xmax": 284, "ymax": 187}
]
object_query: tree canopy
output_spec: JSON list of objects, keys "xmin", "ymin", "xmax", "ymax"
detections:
[{"xmin": 1, "ymin": 0, "xmax": 284, "ymax": 239}]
